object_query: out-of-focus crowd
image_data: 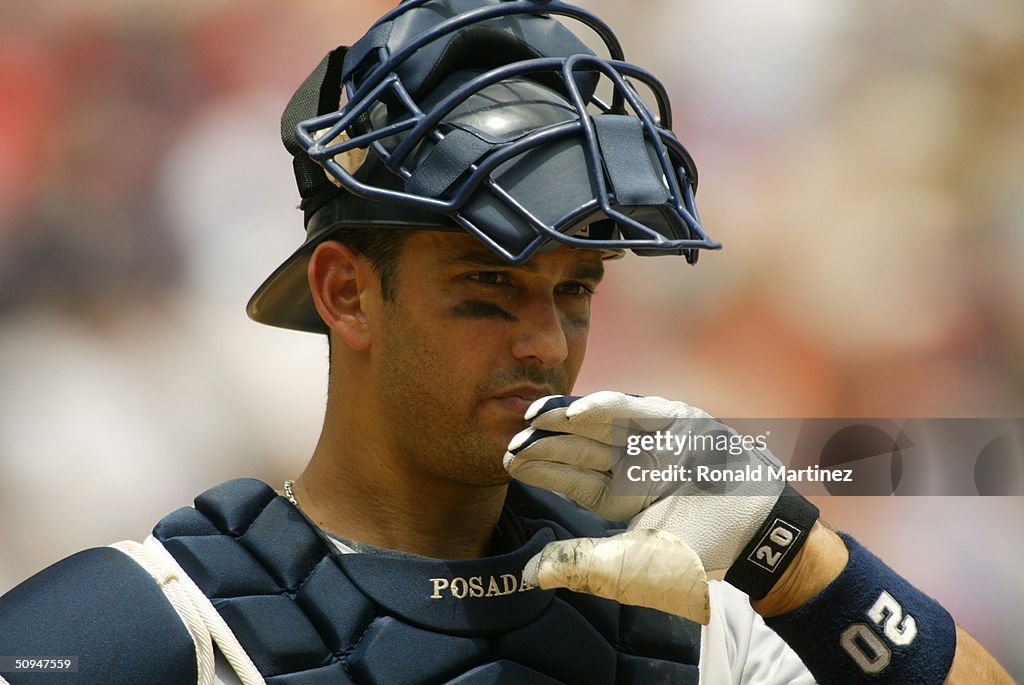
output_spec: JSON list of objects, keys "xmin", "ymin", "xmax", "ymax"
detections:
[{"xmin": 1, "ymin": 0, "xmax": 1022, "ymax": 677}]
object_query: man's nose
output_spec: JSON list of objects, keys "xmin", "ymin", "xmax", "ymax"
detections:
[{"xmin": 510, "ymin": 296, "xmax": 570, "ymax": 367}]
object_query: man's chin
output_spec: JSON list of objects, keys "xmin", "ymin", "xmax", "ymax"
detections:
[
  {"xmin": 481, "ymin": 437, "xmax": 517, "ymax": 484},
  {"xmin": 480, "ymin": 469, "xmax": 515, "ymax": 487},
  {"xmin": 472, "ymin": 418, "xmax": 526, "ymax": 454},
  {"xmin": 455, "ymin": 457, "xmax": 514, "ymax": 488}
]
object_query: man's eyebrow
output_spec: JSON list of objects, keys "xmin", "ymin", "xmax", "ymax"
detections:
[
  {"xmin": 445, "ymin": 250, "xmax": 606, "ymax": 282},
  {"xmin": 570, "ymin": 261, "xmax": 605, "ymax": 284},
  {"xmin": 445, "ymin": 250, "xmax": 537, "ymax": 271}
]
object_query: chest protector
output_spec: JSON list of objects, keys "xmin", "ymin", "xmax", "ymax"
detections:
[{"xmin": 153, "ymin": 479, "xmax": 701, "ymax": 684}]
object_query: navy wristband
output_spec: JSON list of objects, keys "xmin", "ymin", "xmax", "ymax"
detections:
[{"xmin": 765, "ymin": 533, "xmax": 956, "ymax": 684}]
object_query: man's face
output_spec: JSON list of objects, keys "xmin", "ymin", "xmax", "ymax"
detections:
[{"xmin": 371, "ymin": 232, "xmax": 605, "ymax": 486}]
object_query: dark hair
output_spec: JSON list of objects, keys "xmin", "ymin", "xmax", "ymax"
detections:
[{"xmin": 332, "ymin": 227, "xmax": 416, "ymax": 302}]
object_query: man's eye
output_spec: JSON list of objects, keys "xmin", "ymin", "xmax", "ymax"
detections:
[
  {"xmin": 558, "ymin": 282, "xmax": 596, "ymax": 298},
  {"xmin": 468, "ymin": 272, "xmax": 511, "ymax": 286}
]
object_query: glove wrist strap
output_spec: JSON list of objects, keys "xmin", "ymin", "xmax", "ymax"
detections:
[{"xmin": 724, "ymin": 484, "xmax": 819, "ymax": 599}]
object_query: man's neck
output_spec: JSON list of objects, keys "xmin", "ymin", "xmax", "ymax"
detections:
[{"xmin": 290, "ymin": 447, "xmax": 509, "ymax": 561}]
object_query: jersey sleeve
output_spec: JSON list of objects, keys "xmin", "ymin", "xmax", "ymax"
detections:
[{"xmin": 701, "ymin": 580, "xmax": 817, "ymax": 685}]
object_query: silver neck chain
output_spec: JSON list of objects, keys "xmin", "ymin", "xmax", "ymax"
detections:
[{"xmin": 283, "ymin": 479, "xmax": 299, "ymax": 507}]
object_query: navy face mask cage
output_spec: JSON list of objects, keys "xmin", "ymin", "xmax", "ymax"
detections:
[
  {"xmin": 297, "ymin": 0, "xmax": 718, "ymax": 263},
  {"xmin": 248, "ymin": 0, "xmax": 720, "ymax": 332}
]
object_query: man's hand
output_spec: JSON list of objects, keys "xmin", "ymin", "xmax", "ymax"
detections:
[{"xmin": 504, "ymin": 391, "xmax": 818, "ymax": 624}]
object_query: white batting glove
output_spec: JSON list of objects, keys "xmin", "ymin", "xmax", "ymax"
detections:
[{"xmin": 504, "ymin": 391, "xmax": 819, "ymax": 624}]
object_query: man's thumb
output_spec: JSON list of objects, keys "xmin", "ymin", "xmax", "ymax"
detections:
[{"xmin": 523, "ymin": 529, "xmax": 711, "ymax": 624}]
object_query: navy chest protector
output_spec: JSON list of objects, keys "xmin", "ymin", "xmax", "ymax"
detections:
[{"xmin": 154, "ymin": 478, "xmax": 701, "ymax": 684}]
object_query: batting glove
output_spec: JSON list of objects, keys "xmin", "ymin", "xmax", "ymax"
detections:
[{"xmin": 503, "ymin": 391, "xmax": 819, "ymax": 624}]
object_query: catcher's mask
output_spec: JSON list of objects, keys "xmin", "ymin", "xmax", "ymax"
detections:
[{"xmin": 248, "ymin": 0, "xmax": 720, "ymax": 333}]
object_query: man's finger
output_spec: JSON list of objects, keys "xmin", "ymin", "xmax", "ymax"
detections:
[
  {"xmin": 527, "ymin": 391, "xmax": 703, "ymax": 446},
  {"xmin": 506, "ymin": 431, "xmax": 620, "ymax": 472},
  {"xmin": 505, "ymin": 457, "xmax": 644, "ymax": 520},
  {"xmin": 522, "ymin": 529, "xmax": 711, "ymax": 625}
]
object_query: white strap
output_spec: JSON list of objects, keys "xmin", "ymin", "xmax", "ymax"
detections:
[
  {"xmin": 110, "ymin": 540, "xmax": 216, "ymax": 685},
  {"xmin": 110, "ymin": 537, "xmax": 266, "ymax": 685}
]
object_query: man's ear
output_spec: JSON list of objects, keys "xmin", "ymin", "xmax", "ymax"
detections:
[{"xmin": 308, "ymin": 240, "xmax": 375, "ymax": 351}]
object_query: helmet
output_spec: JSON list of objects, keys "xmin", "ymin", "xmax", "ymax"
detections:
[{"xmin": 247, "ymin": 0, "xmax": 720, "ymax": 333}]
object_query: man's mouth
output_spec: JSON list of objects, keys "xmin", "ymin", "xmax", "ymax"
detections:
[{"xmin": 491, "ymin": 386, "xmax": 558, "ymax": 418}]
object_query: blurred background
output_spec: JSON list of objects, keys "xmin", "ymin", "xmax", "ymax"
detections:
[{"xmin": 1, "ymin": 0, "xmax": 1021, "ymax": 677}]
